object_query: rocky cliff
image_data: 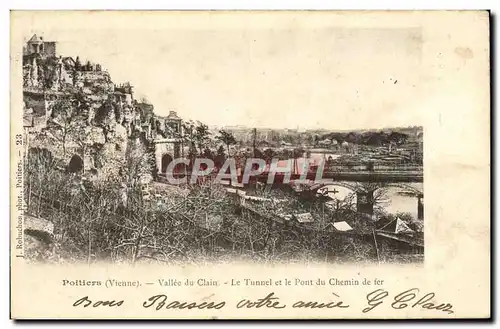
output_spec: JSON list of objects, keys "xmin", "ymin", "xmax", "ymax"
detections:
[{"xmin": 23, "ymin": 52, "xmax": 157, "ymax": 181}]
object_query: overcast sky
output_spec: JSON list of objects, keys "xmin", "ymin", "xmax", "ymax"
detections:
[{"xmin": 20, "ymin": 13, "xmax": 424, "ymax": 130}]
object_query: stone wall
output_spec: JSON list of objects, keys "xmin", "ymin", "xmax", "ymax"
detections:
[{"xmin": 154, "ymin": 139, "xmax": 182, "ymax": 174}]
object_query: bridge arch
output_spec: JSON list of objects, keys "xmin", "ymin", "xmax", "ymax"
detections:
[
  {"xmin": 310, "ymin": 181, "xmax": 367, "ymax": 193},
  {"xmin": 316, "ymin": 183, "xmax": 358, "ymax": 200},
  {"xmin": 308, "ymin": 182, "xmax": 423, "ymax": 219},
  {"xmin": 310, "ymin": 182, "xmax": 374, "ymax": 217},
  {"xmin": 375, "ymin": 183, "xmax": 424, "ymax": 220},
  {"xmin": 309, "ymin": 182, "xmax": 422, "ymax": 197},
  {"xmin": 384, "ymin": 183, "xmax": 423, "ymax": 196}
]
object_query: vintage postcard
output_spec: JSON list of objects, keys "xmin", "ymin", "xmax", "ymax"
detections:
[{"xmin": 10, "ymin": 10, "xmax": 490, "ymax": 319}]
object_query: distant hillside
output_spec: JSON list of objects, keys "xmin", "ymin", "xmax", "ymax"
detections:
[
  {"xmin": 319, "ymin": 127, "xmax": 422, "ymax": 147},
  {"xmin": 217, "ymin": 125, "xmax": 423, "ymax": 147}
]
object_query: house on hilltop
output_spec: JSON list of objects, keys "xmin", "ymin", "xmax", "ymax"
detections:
[{"xmin": 23, "ymin": 34, "xmax": 57, "ymax": 57}]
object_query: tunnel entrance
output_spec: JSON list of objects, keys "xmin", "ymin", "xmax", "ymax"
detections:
[{"xmin": 161, "ymin": 154, "xmax": 173, "ymax": 173}]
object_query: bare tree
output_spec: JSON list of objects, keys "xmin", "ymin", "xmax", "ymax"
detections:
[
  {"xmin": 194, "ymin": 122, "xmax": 211, "ymax": 154},
  {"xmin": 45, "ymin": 94, "xmax": 87, "ymax": 157},
  {"xmin": 358, "ymin": 182, "xmax": 391, "ymax": 212},
  {"xmin": 122, "ymin": 138, "xmax": 154, "ymax": 188}
]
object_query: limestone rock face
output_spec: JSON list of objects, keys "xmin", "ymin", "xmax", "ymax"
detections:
[
  {"xmin": 23, "ymin": 214, "xmax": 56, "ymax": 263},
  {"xmin": 86, "ymin": 126, "xmax": 106, "ymax": 145},
  {"xmin": 23, "ymin": 52, "xmax": 155, "ymax": 180},
  {"xmin": 24, "ymin": 214, "xmax": 54, "ymax": 238},
  {"xmin": 108, "ymin": 122, "xmax": 128, "ymax": 150},
  {"xmin": 24, "ymin": 234, "xmax": 53, "ymax": 262}
]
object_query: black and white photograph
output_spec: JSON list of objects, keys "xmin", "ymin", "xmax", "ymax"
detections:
[
  {"xmin": 20, "ymin": 24, "xmax": 424, "ymax": 265},
  {"xmin": 9, "ymin": 10, "xmax": 491, "ymax": 320}
]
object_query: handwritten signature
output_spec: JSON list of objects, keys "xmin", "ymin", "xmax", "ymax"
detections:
[
  {"xmin": 72, "ymin": 288, "xmax": 453, "ymax": 315},
  {"xmin": 363, "ymin": 288, "xmax": 454, "ymax": 314}
]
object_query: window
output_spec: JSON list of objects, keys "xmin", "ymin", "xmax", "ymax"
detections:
[{"xmin": 167, "ymin": 121, "xmax": 179, "ymax": 133}]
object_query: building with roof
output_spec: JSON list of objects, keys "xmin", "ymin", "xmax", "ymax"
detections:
[
  {"xmin": 164, "ymin": 110, "xmax": 182, "ymax": 136},
  {"xmin": 154, "ymin": 111, "xmax": 184, "ymax": 175},
  {"xmin": 23, "ymin": 34, "xmax": 57, "ymax": 57}
]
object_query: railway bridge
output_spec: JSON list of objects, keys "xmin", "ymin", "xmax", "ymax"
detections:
[{"xmin": 299, "ymin": 181, "xmax": 424, "ymax": 220}]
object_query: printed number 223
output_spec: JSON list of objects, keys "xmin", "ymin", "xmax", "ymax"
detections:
[{"xmin": 15, "ymin": 134, "xmax": 22, "ymax": 146}]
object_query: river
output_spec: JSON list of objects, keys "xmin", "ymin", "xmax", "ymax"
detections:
[
  {"xmin": 283, "ymin": 152, "xmax": 423, "ymax": 219},
  {"xmin": 320, "ymin": 182, "xmax": 423, "ymax": 220}
]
